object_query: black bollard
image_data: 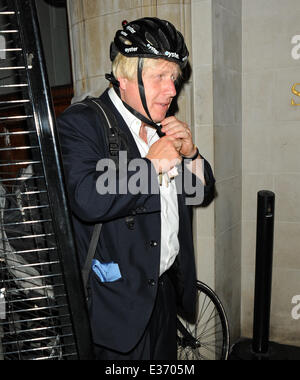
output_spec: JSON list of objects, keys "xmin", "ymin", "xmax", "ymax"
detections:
[
  {"xmin": 252, "ymin": 190, "xmax": 275, "ymax": 355},
  {"xmin": 230, "ymin": 190, "xmax": 300, "ymax": 360}
]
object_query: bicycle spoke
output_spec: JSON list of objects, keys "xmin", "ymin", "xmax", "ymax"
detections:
[{"xmin": 177, "ymin": 282, "xmax": 230, "ymax": 360}]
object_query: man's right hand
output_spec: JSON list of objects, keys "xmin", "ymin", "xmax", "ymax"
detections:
[{"xmin": 146, "ymin": 136, "xmax": 182, "ymax": 174}]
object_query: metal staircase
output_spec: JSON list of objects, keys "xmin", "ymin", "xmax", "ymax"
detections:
[{"xmin": 0, "ymin": 0, "xmax": 94, "ymax": 360}]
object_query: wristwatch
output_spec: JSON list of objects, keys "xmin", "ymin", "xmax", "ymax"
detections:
[{"xmin": 182, "ymin": 145, "xmax": 199, "ymax": 161}]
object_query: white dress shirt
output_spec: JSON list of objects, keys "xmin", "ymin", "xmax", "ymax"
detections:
[{"xmin": 108, "ymin": 88, "xmax": 179, "ymax": 276}]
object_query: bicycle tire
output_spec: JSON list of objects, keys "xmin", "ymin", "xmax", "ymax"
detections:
[{"xmin": 177, "ymin": 281, "xmax": 230, "ymax": 360}]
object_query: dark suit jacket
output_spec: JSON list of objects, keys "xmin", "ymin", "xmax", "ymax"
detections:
[{"xmin": 57, "ymin": 89, "xmax": 215, "ymax": 353}]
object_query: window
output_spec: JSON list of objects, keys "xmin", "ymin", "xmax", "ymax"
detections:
[{"xmin": 36, "ymin": 0, "xmax": 72, "ymax": 87}]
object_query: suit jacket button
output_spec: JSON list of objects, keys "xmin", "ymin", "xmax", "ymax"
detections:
[
  {"xmin": 148, "ymin": 279, "xmax": 156, "ymax": 286},
  {"xmin": 150, "ymin": 240, "xmax": 158, "ymax": 248}
]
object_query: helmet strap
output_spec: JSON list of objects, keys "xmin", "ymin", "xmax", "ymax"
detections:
[
  {"xmin": 105, "ymin": 66, "xmax": 165, "ymax": 137},
  {"xmin": 137, "ymin": 58, "xmax": 153, "ymax": 123}
]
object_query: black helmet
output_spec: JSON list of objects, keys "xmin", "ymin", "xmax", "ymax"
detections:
[
  {"xmin": 110, "ymin": 17, "xmax": 189, "ymax": 68},
  {"xmin": 107, "ymin": 17, "xmax": 189, "ymax": 136}
]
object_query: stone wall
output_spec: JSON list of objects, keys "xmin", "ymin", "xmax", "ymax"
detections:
[{"xmin": 242, "ymin": 0, "xmax": 300, "ymax": 347}]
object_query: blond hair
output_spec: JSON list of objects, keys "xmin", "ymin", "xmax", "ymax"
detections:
[{"xmin": 112, "ymin": 53, "xmax": 139, "ymax": 81}]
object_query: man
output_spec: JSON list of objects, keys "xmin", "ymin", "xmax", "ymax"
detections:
[{"xmin": 58, "ymin": 17, "xmax": 215, "ymax": 360}]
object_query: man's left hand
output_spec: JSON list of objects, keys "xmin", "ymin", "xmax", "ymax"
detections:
[{"xmin": 161, "ymin": 117, "xmax": 196, "ymax": 158}]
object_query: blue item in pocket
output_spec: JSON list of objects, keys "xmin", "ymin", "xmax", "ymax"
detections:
[{"xmin": 92, "ymin": 259, "xmax": 122, "ymax": 282}]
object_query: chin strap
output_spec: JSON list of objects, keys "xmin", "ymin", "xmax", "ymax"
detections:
[
  {"xmin": 137, "ymin": 58, "xmax": 153, "ymax": 124},
  {"xmin": 105, "ymin": 64, "xmax": 166, "ymax": 138}
]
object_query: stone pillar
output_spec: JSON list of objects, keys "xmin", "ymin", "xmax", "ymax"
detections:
[
  {"xmin": 66, "ymin": 0, "xmax": 192, "ymax": 107},
  {"xmin": 191, "ymin": 0, "xmax": 242, "ymax": 343},
  {"xmin": 212, "ymin": 0, "xmax": 242, "ymax": 343}
]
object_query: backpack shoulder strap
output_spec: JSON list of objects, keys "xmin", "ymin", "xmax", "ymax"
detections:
[
  {"xmin": 82, "ymin": 223, "xmax": 103, "ymax": 298},
  {"xmin": 78, "ymin": 97, "xmax": 132, "ymax": 296},
  {"xmin": 82, "ymin": 97, "xmax": 122, "ymax": 166},
  {"xmin": 79, "ymin": 97, "xmax": 123, "ymax": 297}
]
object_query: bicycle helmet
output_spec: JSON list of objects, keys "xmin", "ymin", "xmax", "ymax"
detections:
[
  {"xmin": 111, "ymin": 18, "xmax": 189, "ymax": 68},
  {"xmin": 106, "ymin": 18, "xmax": 189, "ymax": 136}
]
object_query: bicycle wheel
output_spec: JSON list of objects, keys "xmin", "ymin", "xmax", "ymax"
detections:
[{"xmin": 177, "ymin": 281, "xmax": 230, "ymax": 360}]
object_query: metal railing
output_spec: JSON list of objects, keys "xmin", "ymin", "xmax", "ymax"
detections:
[{"xmin": 0, "ymin": 0, "xmax": 94, "ymax": 360}]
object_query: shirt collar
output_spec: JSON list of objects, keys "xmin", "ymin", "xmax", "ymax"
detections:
[{"xmin": 108, "ymin": 87, "xmax": 158, "ymax": 142}]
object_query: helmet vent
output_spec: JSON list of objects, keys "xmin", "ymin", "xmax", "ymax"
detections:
[
  {"xmin": 145, "ymin": 31, "xmax": 158, "ymax": 48},
  {"xmin": 119, "ymin": 36, "xmax": 132, "ymax": 45},
  {"xmin": 158, "ymin": 29, "xmax": 171, "ymax": 50}
]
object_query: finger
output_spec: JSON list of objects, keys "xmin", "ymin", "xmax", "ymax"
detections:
[
  {"xmin": 162, "ymin": 123, "xmax": 190, "ymax": 137},
  {"xmin": 174, "ymin": 140, "xmax": 182, "ymax": 152},
  {"xmin": 161, "ymin": 116, "xmax": 177, "ymax": 126},
  {"xmin": 172, "ymin": 129, "xmax": 192, "ymax": 140},
  {"xmin": 161, "ymin": 117, "xmax": 182, "ymax": 131}
]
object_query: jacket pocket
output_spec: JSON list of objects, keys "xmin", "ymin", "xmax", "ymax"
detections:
[{"xmin": 92, "ymin": 259, "xmax": 122, "ymax": 282}]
